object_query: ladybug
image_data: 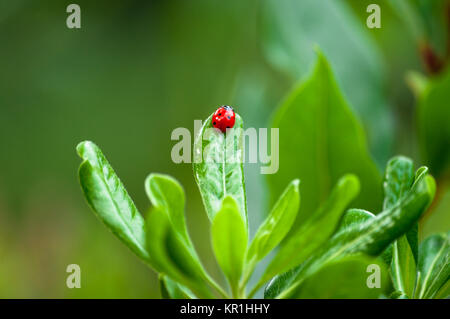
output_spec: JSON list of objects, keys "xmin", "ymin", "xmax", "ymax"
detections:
[{"xmin": 212, "ymin": 105, "xmax": 236, "ymax": 133}]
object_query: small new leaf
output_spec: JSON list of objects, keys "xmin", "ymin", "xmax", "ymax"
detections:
[
  {"xmin": 247, "ymin": 179, "xmax": 300, "ymax": 263},
  {"xmin": 416, "ymin": 232, "xmax": 450, "ymax": 299}
]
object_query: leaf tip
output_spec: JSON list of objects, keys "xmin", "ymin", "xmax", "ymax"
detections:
[
  {"xmin": 291, "ymin": 179, "xmax": 300, "ymax": 188},
  {"xmin": 387, "ymin": 155, "xmax": 413, "ymax": 166},
  {"xmin": 76, "ymin": 140, "xmax": 96, "ymax": 159},
  {"xmin": 425, "ymin": 174, "xmax": 436, "ymax": 203},
  {"xmin": 313, "ymin": 46, "xmax": 331, "ymax": 70},
  {"xmin": 340, "ymin": 174, "xmax": 360, "ymax": 197}
]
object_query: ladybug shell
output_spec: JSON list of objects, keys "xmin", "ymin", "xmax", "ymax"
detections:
[{"xmin": 212, "ymin": 106, "xmax": 236, "ymax": 133}]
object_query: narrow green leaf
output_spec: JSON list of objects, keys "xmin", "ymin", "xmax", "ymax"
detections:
[
  {"xmin": 260, "ymin": 174, "xmax": 359, "ymax": 287},
  {"xmin": 416, "ymin": 232, "xmax": 450, "ymax": 299},
  {"xmin": 391, "ymin": 236, "xmax": 417, "ymax": 297},
  {"xmin": 146, "ymin": 207, "xmax": 213, "ymax": 298},
  {"xmin": 76, "ymin": 141, "xmax": 149, "ymax": 263},
  {"xmin": 268, "ymin": 168, "xmax": 435, "ymax": 298},
  {"xmin": 286, "ymin": 255, "xmax": 389, "ymax": 299},
  {"xmin": 247, "ymin": 179, "xmax": 300, "ymax": 264},
  {"xmin": 211, "ymin": 196, "xmax": 248, "ymax": 295},
  {"xmin": 193, "ymin": 113, "xmax": 247, "ymax": 224},
  {"xmin": 268, "ymin": 50, "xmax": 381, "ymax": 232},
  {"xmin": 159, "ymin": 275, "xmax": 195, "ymax": 299},
  {"xmin": 433, "ymin": 278, "xmax": 450, "ymax": 299}
]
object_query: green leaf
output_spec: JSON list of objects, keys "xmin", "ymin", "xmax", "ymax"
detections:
[
  {"xmin": 76, "ymin": 141, "xmax": 149, "ymax": 263},
  {"xmin": 391, "ymin": 236, "xmax": 417, "ymax": 298},
  {"xmin": 268, "ymin": 51, "xmax": 381, "ymax": 232},
  {"xmin": 285, "ymin": 255, "xmax": 389, "ymax": 299},
  {"xmin": 267, "ymin": 168, "xmax": 435, "ymax": 298},
  {"xmin": 262, "ymin": 0, "xmax": 392, "ymax": 166},
  {"xmin": 193, "ymin": 113, "xmax": 247, "ymax": 224},
  {"xmin": 417, "ymin": 68, "xmax": 450, "ymax": 177},
  {"xmin": 383, "ymin": 156, "xmax": 415, "ymax": 210},
  {"xmin": 416, "ymin": 232, "xmax": 450, "ymax": 299},
  {"xmin": 159, "ymin": 275, "xmax": 195, "ymax": 299},
  {"xmin": 145, "ymin": 174, "xmax": 191, "ymax": 246},
  {"xmin": 146, "ymin": 207, "xmax": 213, "ymax": 298},
  {"xmin": 338, "ymin": 209, "xmax": 392, "ymax": 267},
  {"xmin": 264, "ymin": 268, "xmax": 298, "ymax": 299},
  {"xmin": 433, "ymin": 278, "xmax": 450, "ymax": 299},
  {"xmin": 246, "ymin": 179, "xmax": 300, "ymax": 264},
  {"xmin": 337, "ymin": 208, "xmax": 375, "ymax": 231},
  {"xmin": 260, "ymin": 174, "xmax": 359, "ymax": 288},
  {"xmin": 211, "ymin": 196, "xmax": 248, "ymax": 295},
  {"xmin": 144, "ymin": 174, "xmax": 213, "ymax": 297},
  {"xmin": 383, "ymin": 156, "xmax": 417, "ymax": 297},
  {"xmin": 383, "ymin": 156, "xmax": 418, "ymax": 261}
]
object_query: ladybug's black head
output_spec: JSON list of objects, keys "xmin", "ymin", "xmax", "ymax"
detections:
[{"xmin": 221, "ymin": 105, "xmax": 233, "ymax": 110}]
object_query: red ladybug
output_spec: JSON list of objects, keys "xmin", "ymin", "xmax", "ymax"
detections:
[{"xmin": 212, "ymin": 105, "xmax": 236, "ymax": 133}]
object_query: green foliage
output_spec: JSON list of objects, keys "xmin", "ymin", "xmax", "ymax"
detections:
[
  {"xmin": 268, "ymin": 50, "xmax": 381, "ymax": 232},
  {"xmin": 145, "ymin": 200, "xmax": 211, "ymax": 298},
  {"xmin": 145, "ymin": 174, "xmax": 191, "ymax": 247},
  {"xmin": 282, "ymin": 255, "xmax": 389, "ymax": 299},
  {"xmin": 391, "ymin": 236, "xmax": 417, "ymax": 297},
  {"xmin": 380, "ymin": 157, "xmax": 449, "ymax": 299},
  {"xmin": 77, "ymin": 141, "xmax": 149, "ymax": 263},
  {"xmin": 264, "ymin": 164, "xmax": 435, "ymax": 298},
  {"xmin": 159, "ymin": 275, "xmax": 194, "ymax": 299},
  {"xmin": 211, "ymin": 196, "xmax": 248, "ymax": 297},
  {"xmin": 258, "ymin": 175, "xmax": 360, "ymax": 288},
  {"xmin": 76, "ymin": 53, "xmax": 447, "ymax": 300},
  {"xmin": 193, "ymin": 113, "xmax": 248, "ymax": 224},
  {"xmin": 262, "ymin": 0, "xmax": 392, "ymax": 165},
  {"xmin": 415, "ymin": 232, "xmax": 450, "ymax": 298},
  {"xmin": 246, "ymin": 179, "xmax": 300, "ymax": 266}
]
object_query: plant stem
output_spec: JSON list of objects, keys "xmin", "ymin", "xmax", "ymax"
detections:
[
  {"xmin": 240, "ymin": 258, "xmax": 257, "ymax": 289},
  {"xmin": 206, "ymin": 275, "xmax": 230, "ymax": 299},
  {"xmin": 231, "ymin": 283, "xmax": 240, "ymax": 299}
]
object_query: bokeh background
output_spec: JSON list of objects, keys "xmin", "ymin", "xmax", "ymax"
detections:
[{"xmin": 0, "ymin": 0, "xmax": 449, "ymax": 298}]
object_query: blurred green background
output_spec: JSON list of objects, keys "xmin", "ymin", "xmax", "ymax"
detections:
[{"xmin": 0, "ymin": 0, "xmax": 448, "ymax": 298}]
